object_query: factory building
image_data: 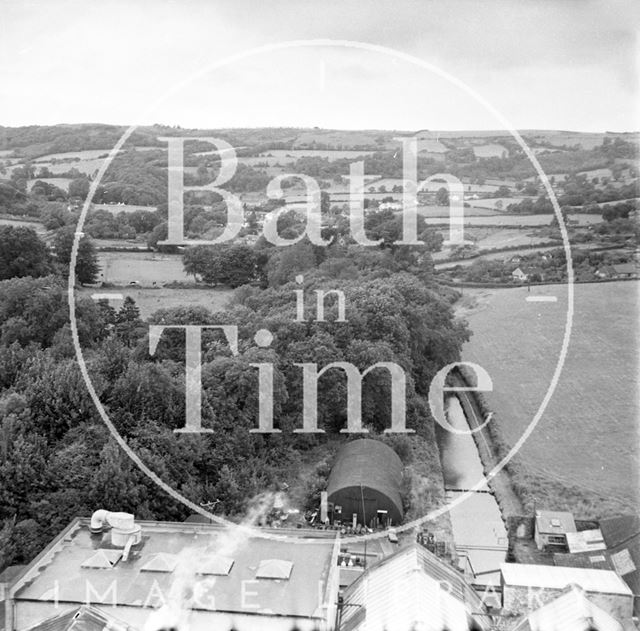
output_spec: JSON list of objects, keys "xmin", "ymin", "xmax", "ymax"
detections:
[{"xmin": 4, "ymin": 512, "xmax": 340, "ymax": 631}]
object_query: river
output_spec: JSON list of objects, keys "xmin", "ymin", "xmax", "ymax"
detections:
[{"xmin": 437, "ymin": 395, "xmax": 508, "ymax": 588}]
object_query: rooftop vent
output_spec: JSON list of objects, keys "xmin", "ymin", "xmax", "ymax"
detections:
[
  {"xmin": 90, "ymin": 509, "xmax": 142, "ymax": 551},
  {"xmin": 551, "ymin": 519, "xmax": 562, "ymax": 528},
  {"xmin": 197, "ymin": 555, "xmax": 234, "ymax": 576},
  {"xmin": 81, "ymin": 549, "xmax": 122, "ymax": 569},
  {"xmin": 141, "ymin": 553, "xmax": 178, "ymax": 573},
  {"xmin": 255, "ymin": 559, "xmax": 293, "ymax": 580}
]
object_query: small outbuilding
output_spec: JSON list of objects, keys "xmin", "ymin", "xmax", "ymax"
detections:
[
  {"xmin": 327, "ymin": 439, "xmax": 404, "ymax": 528},
  {"xmin": 534, "ymin": 510, "xmax": 577, "ymax": 551}
]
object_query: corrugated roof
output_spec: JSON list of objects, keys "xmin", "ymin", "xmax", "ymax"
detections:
[
  {"xmin": 501, "ymin": 563, "xmax": 633, "ymax": 596},
  {"xmin": 512, "ymin": 585, "xmax": 624, "ymax": 631},
  {"xmin": 327, "ymin": 439, "xmax": 403, "ymax": 517}
]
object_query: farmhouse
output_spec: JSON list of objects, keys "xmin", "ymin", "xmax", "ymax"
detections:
[
  {"xmin": 612, "ymin": 263, "xmax": 636, "ymax": 278},
  {"xmin": 534, "ymin": 509, "xmax": 576, "ymax": 551},
  {"xmin": 512, "ymin": 267, "xmax": 529, "ymax": 283},
  {"xmin": 326, "ymin": 439, "xmax": 403, "ymax": 528}
]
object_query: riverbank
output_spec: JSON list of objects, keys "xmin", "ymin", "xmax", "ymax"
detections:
[{"xmin": 454, "ymin": 282, "xmax": 638, "ymax": 518}]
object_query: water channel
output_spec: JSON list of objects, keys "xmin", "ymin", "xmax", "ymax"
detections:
[{"xmin": 437, "ymin": 395, "xmax": 509, "ymax": 588}]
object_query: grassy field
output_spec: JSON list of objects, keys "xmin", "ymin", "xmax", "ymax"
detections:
[
  {"xmin": 34, "ymin": 149, "xmax": 115, "ymax": 162},
  {"xmin": 97, "ymin": 252, "xmax": 190, "ymax": 285},
  {"xmin": 457, "ymin": 281, "xmax": 639, "ymax": 516},
  {"xmin": 422, "ymin": 213, "xmax": 602, "ymax": 227},
  {"xmin": 79, "ymin": 286, "xmax": 233, "ymax": 319},
  {"xmin": 92, "ymin": 203, "xmax": 157, "ymax": 214},
  {"xmin": 470, "ymin": 227, "xmax": 551, "ymax": 249}
]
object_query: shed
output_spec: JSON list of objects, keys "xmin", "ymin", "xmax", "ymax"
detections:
[
  {"xmin": 327, "ymin": 439, "xmax": 403, "ymax": 528},
  {"xmin": 534, "ymin": 510, "xmax": 577, "ymax": 551}
]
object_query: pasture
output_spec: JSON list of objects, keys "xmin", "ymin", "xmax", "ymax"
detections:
[
  {"xmin": 33, "ymin": 149, "xmax": 115, "ymax": 162},
  {"xmin": 80, "ymin": 286, "xmax": 233, "ymax": 320},
  {"xmin": 38, "ymin": 158, "xmax": 109, "ymax": 176},
  {"xmin": 92, "ymin": 203, "xmax": 157, "ymax": 214},
  {"xmin": 421, "ymin": 213, "xmax": 601, "ymax": 227},
  {"xmin": 260, "ymin": 149, "xmax": 376, "ymax": 160},
  {"xmin": 458, "ymin": 281, "xmax": 639, "ymax": 513},
  {"xmin": 472, "ymin": 144, "xmax": 507, "ymax": 158},
  {"xmin": 470, "ymin": 227, "xmax": 551, "ymax": 249},
  {"xmin": 97, "ymin": 252, "xmax": 190, "ymax": 285},
  {"xmin": 468, "ymin": 197, "xmax": 526, "ymax": 210}
]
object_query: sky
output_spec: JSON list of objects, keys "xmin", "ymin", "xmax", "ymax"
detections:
[{"xmin": 0, "ymin": 0, "xmax": 638, "ymax": 132}]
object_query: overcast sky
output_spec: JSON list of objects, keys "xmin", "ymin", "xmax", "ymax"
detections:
[{"xmin": 1, "ymin": 0, "xmax": 638, "ymax": 131}]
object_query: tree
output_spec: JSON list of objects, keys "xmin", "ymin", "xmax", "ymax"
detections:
[
  {"xmin": 68, "ymin": 177, "xmax": 91, "ymax": 199},
  {"xmin": 0, "ymin": 227, "xmax": 53, "ymax": 280},
  {"xmin": 53, "ymin": 225, "xmax": 100, "ymax": 285},
  {"xmin": 182, "ymin": 245, "xmax": 256, "ymax": 288},
  {"xmin": 435, "ymin": 187, "xmax": 449, "ymax": 206}
]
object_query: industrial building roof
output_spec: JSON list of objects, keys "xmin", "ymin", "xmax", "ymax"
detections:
[
  {"xmin": 12, "ymin": 518, "xmax": 338, "ymax": 620},
  {"xmin": 340, "ymin": 543, "xmax": 489, "ymax": 631},
  {"xmin": 326, "ymin": 439, "xmax": 403, "ymax": 516},
  {"xmin": 25, "ymin": 606, "xmax": 135, "ymax": 631},
  {"xmin": 512, "ymin": 585, "xmax": 624, "ymax": 631},
  {"xmin": 500, "ymin": 563, "xmax": 633, "ymax": 596}
]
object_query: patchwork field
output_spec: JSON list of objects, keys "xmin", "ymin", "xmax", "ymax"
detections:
[{"xmin": 458, "ymin": 281, "xmax": 639, "ymax": 513}]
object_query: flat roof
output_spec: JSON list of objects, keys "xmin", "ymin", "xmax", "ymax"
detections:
[
  {"xmin": 535, "ymin": 510, "xmax": 577, "ymax": 535},
  {"xmin": 566, "ymin": 529, "xmax": 606, "ymax": 554},
  {"xmin": 501, "ymin": 563, "xmax": 633, "ymax": 596},
  {"xmin": 14, "ymin": 519, "xmax": 338, "ymax": 619}
]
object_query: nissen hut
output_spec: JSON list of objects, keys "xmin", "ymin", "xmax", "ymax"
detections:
[{"xmin": 327, "ymin": 439, "xmax": 404, "ymax": 529}]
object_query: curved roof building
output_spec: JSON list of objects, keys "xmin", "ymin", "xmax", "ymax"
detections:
[{"xmin": 327, "ymin": 439, "xmax": 404, "ymax": 527}]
